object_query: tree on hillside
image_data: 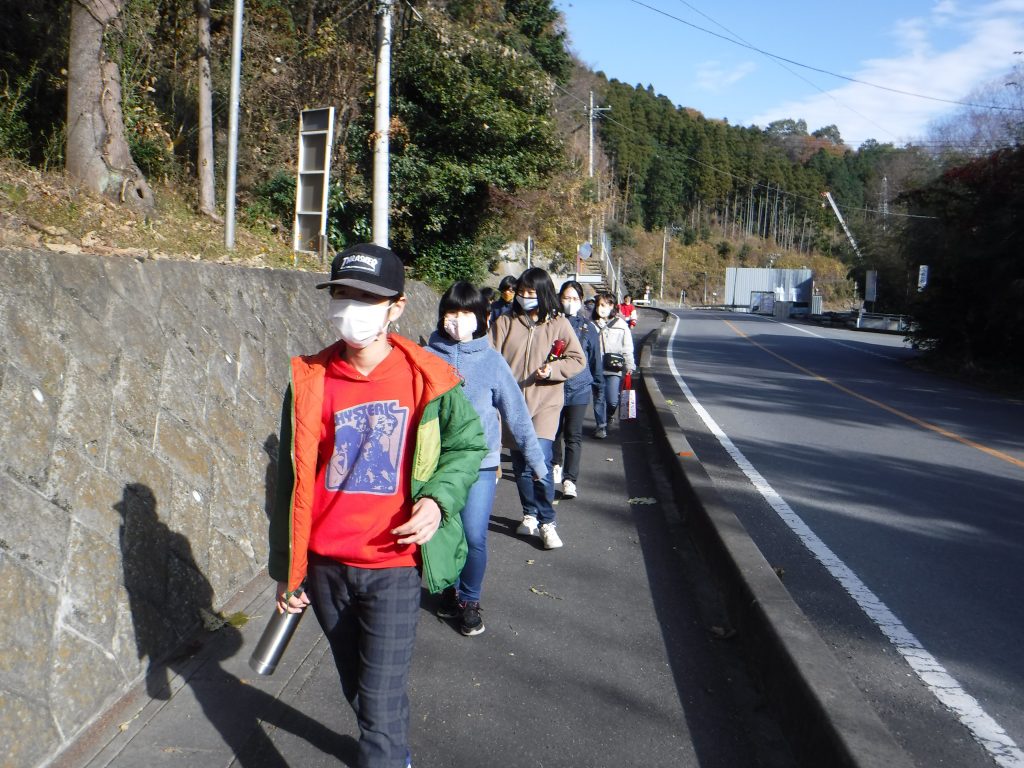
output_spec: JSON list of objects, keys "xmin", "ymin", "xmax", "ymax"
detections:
[
  {"xmin": 504, "ymin": 0, "xmax": 572, "ymax": 83},
  {"xmin": 66, "ymin": 0, "xmax": 154, "ymax": 213},
  {"xmin": 329, "ymin": 6, "xmax": 564, "ymax": 283},
  {"xmin": 927, "ymin": 61, "xmax": 1024, "ymax": 162},
  {"xmin": 195, "ymin": 0, "xmax": 217, "ymax": 219},
  {"xmin": 901, "ymin": 146, "xmax": 1024, "ymax": 371}
]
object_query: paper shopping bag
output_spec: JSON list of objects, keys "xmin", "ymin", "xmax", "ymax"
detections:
[{"xmin": 619, "ymin": 373, "xmax": 637, "ymax": 420}]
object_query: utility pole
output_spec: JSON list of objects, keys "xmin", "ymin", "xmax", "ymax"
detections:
[
  {"xmin": 224, "ymin": 0, "xmax": 243, "ymax": 249},
  {"xmin": 586, "ymin": 91, "xmax": 610, "ymax": 271},
  {"xmin": 881, "ymin": 176, "xmax": 889, "ymax": 231},
  {"xmin": 372, "ymin": 0, "xmax": 392, "ymax": 247},
  {"xmin": 660, "ymin": 224, "xmax": 681, "ymax": 302}
]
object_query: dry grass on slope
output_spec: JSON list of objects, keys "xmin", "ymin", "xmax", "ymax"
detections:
[{"xmin": 0, "ymin": 159, "xmax": 323, "ymax": 274}]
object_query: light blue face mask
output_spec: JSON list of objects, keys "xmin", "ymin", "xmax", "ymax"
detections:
[{"xmin": 516, "ymin": 295, "xmax": 539, "ymax": 311}]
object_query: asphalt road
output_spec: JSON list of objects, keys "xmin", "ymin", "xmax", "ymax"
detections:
[{"xmin": 652, "ymin": 308, "xmax": 1024, "ymax": 768}]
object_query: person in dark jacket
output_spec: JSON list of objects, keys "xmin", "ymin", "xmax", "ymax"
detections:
[
  {"xmin": 552, "ymin": 281, "xmax": 603, "ymax": 498},
  {"xmin": 488, "ymin": 275, "xmax": 517, "ymax": 324}
]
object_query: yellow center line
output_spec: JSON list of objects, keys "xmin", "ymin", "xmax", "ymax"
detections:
[{"xmin": 723, "ymin": 319, "xmax": 1024, "ymax": 471}]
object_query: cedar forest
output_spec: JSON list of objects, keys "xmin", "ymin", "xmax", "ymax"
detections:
[{"xmin": 1, "ymin": 0, "xmax": 1022, "ymax": 377}]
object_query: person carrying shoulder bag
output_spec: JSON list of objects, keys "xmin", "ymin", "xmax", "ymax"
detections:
[{"xmin": 591, "ymin": 292, "xmax": 635, "ymax": 439}]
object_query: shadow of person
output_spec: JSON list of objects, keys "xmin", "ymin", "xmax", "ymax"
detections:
[
  {"xmin": 116, "ymin": 482, "xmax": 358, "ymax": 767},
  {"xmin": 263, "ymin": 433, "xmax": 279, "ymax": 522}
]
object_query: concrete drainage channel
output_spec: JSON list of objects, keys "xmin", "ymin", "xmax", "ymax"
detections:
[{"xmin": 636, "ymin": 314, "xmax": 915, "ymax": 768}]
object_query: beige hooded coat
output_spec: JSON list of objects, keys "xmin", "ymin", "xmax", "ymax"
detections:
[{"xmin": 490, "ymin": 311, "xmax": 586, "ymax": 440}]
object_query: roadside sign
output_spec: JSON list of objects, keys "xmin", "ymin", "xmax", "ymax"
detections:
[
  {"xmin": 865, "ymin": 270, "xmax": 878, "ymax": 302},
  {"xmin": 917, "ymin": 265, "xmax": 929, "ymax": 291}
]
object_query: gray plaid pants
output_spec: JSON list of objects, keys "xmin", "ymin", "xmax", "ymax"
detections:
[{"xmin": 306, "ymin": 553, "xmax": 419, "ymax": 768}]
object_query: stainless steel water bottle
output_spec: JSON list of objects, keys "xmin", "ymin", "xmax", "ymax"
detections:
[{"xmin": 249, "ymin": 590, "xmax": 306, "ymax": 675}]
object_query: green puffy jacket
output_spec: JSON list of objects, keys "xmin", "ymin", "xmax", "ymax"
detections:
[{"xmin": 269, "ymin": 333, "xmax": 487, "ymax": 594}]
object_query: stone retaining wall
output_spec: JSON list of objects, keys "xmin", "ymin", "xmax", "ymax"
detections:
[{"xmin": 0, "ymin": 248, "xmax": 440, "ymax": 768}]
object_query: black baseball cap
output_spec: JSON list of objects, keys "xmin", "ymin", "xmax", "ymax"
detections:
[{"xmin": 316, "ymin": 243, "xmax": 405, "ymax": 298}]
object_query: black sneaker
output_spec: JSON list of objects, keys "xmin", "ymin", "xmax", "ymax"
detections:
[
  {"xmin": 460, "ymin": 602, "xmax": 485, "ymax": 636},
  {"xmin": 437, "ymin": 586, "xmax": 461, "ymax": 618}
]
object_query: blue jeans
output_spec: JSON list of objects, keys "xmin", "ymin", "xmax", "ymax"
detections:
[
  {"xmin": 510, "ymin": 437, "xmax": 555, "ymax": 525},
  {"xmin": 306, "ymin": 553, "xmax": 420, "ymax": 768},
  {"xmin": 593, "ymin": 373, "xmax": 623, "ymax": 428},
  {"xmin": 457, "ymin": 468, "xmax": 498, "ymax": 603}
]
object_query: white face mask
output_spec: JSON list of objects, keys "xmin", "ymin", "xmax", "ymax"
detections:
[
  {"xmin": 443, "ymin": 313, "xmax": 478, "ymax": 342},
  {"xmin": 597, "ymin": 305, "xmax": 612, "ymax": 319},
  {"xmin": 561, "ymin": 299, "xmax": 581, "ymax": 316},
  {"xmin": 516, "ymin": 295, "xmax": 539, "ymax": 311},
  {"xmin": 329, "ymin": 298, "xmax": 392, "ymax": 349}
]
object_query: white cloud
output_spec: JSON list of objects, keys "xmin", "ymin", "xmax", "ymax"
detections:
[
  {"xmin": 695, "ymin": 60, "xmax": 757, "ymax": 92},
  {"xmin": 748, "ymin": 0, "xmax": 1024, "ymax": 145}
]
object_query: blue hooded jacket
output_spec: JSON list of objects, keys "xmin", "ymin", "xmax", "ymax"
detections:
[
  {"xmin": 562, "ymin": 312, "xmax": 604, "ymax": 406},
  {"xmin": 426, "ymin": 332, "xmax": 547, "ymax": 476}
]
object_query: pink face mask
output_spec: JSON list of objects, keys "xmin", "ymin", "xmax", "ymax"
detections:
[{"xmin": 443, "ymin": 314, "xmax": 478, "ymax": 342}]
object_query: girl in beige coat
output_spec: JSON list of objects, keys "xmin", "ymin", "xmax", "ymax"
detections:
[{"xmin": 490, "ymin": 268, "xmax": 586, "ymax": 549}]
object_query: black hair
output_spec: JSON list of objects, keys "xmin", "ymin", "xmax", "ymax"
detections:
[
  {"xmin": 480, "ymin": 286, "xmax": 495, "ymax": 303},
  {"xmin": 558, "ymin": 280, "xmax": 586, "ymax": 315},
  {"xmin": 436, "ymin": 281, "xmax": 489, "ymax": 339},
  {"xmin": 591, "ymin": 290, "xmax": 621, "ymax": 321},
  {"xmin": 512, "ymin": 267, "xmax": 559, "ymax": 322},
  {"xmin": 498, "ymin": 275, "xmax": 518, "ymax": 293}
]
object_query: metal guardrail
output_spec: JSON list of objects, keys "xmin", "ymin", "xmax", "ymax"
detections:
[{"xmin": 855, "ymin": 312, "xmax": 914, "ymax": 332}]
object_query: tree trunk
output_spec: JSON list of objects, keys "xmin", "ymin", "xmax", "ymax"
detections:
[
  {"xmin": 195, "ymin": 0, "xmax": 218, "ymax": 218},
  {"xmin": 66, "ymin": 0, "xmax": 154, "ymax": 213}
]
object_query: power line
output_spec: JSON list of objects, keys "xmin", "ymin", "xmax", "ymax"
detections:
[
  {"xmin": 552, "ymin": 80, "xmax": 939, "ymax": 220},
  {"xmin": 668, "ymin": 0, "xmax": 901, "ymax": 142},
  {"xmin": 630, "ymin": 0, "xmax": 1024, "ymax": 113}
]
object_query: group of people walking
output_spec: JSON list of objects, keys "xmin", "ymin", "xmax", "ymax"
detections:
[{"xmin": 268, "ymin": 244, "xmax": 637, "ymax": 768}]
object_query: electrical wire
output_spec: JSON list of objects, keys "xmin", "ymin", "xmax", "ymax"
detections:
[
  {"xmin": 630, "ymin": 0, "xmax": 1024, "ymax": 113},
  {"xmin": 668, "ymin": 0, "xmax": 901, "ymax": 142},
  {"xmin": 551, "ymin": 80, "xmax": 939, "ymax": 220}
]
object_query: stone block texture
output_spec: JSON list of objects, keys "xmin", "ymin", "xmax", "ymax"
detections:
[{"xmin": 0, "ymin": 248, "xmax": 439, "ymax": 767}]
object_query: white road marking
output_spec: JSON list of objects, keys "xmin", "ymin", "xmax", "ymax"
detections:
[
  {"xmin": 664, "ymin": 314, "xmax": 1024, "ymax": 768},
  {"xmin": 780, "ymin": 321, "xmax": 821, "ymax": 336},
  {"xmin": 767, "ymin": 316, "xmax": 905, "ymax": 360}
]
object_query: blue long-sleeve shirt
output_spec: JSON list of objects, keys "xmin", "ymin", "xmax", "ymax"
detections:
[
  {"xmin": 426, "ymin": 332, "xmax": 547, "ymax": 475},
  {"xmin": 563, "ymin": 312, "xmax": 604, "ymax": 406}
]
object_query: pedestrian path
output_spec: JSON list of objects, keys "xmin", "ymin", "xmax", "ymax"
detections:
[{"xmin": 52, "ymin": 318, "xmax": 779, "ymax": 768}]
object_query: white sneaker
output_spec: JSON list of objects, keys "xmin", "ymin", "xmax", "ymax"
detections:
[
  {"xmin": 562, "ymin": 479, "xmax": 577, "ymax": 498},
  {"xmin": 516, "ymin": 515, "xmax": 539, "ymax": 536},
  {"xmin": 539, "ymin": 523, "xmax": 563, "ymax": 549},
  {"xmin": 552, "ymin": 464, "xmax": 562, "ymax": 485}
]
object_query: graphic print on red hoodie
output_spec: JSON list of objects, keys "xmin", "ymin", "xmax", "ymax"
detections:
[{"xmin": 309, "ymin": 347, "xmax": 418, "ymax": 569}]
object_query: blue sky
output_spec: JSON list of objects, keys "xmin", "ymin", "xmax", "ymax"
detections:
[{"xmin": 554, "ymin": 0, "xmax": 1024, "ymax": 147}]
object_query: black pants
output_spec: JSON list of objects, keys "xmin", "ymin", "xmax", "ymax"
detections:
[{"xmin": 552, "ymin": 403, "xmax": 588, "ymax": 482}]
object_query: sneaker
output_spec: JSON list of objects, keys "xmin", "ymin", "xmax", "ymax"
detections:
[
  {"xmin": 436, "ymin": 586, "xmax": 461, "ymax": 618},
  {"xmin": 552, "ymin": 464, "xmax": 563, "ymax": 485},
  {"xmin": 539, "ymin": 523, "xmax": 563, "ymax": 549},
  {"xmin": 460, "ymin": 602, "xmax": 485, "ymax": 636},
  {"xmin": 593, "ymin": 426, "xmax": 607, "ymax": 439},
  {"xmin": 516, "ymin": 514, "xmax": 539, "ymax": 536},
  {"xmin": 562, "ymin": 479, "xmax": 577, "ymax": 498}
]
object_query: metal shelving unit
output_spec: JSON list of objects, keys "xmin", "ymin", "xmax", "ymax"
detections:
[{"xmin": 293, "ymin": 107, "xmax": 335, "ymax": 256}]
